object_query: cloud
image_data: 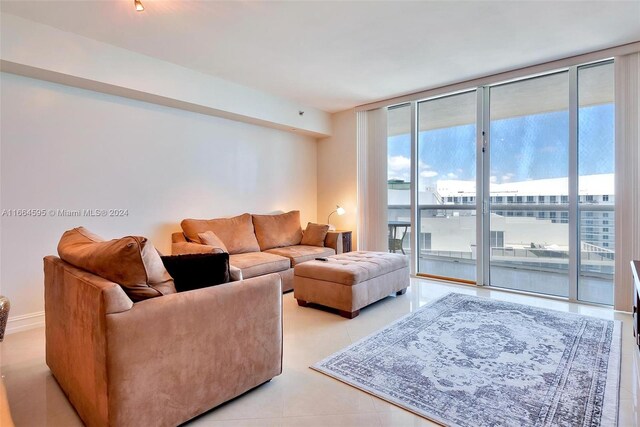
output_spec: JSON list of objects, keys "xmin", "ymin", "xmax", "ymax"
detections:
[
  {"xmin": 501, "ymin": 173, "xmax": 514, "ymax": 182},
  {"xmin": 490, "ymin": 176, "xmax": 497, "ymax": 183},
  {"xmin": 420, "ymin": 170, "xmax": 439, "ymax": 178},
  {"xmin": 447, "ymin": 172, "xmax": 458, "ymax": 179},
  {"xmin": 388, "ymin": 156, "xmax": 443, "ymax": 183},
  {"xmin": 387, "ymin": 155, "xmax": 411, "ymax": 182},
  {"xmin": 388, "ymin": 155, "xmax": 410, "ymax": 169}
]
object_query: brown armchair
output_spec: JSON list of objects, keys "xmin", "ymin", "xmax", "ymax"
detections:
[{"xmin": 44, "ymin": 256, "xmax": 282, "ymax": 427}]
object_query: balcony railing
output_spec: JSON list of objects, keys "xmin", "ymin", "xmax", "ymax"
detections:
[{"xmin": 387, "ymin": 204, "xmax": 615, "ymax": 269}]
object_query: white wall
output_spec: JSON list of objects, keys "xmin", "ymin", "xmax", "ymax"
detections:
[
  {"xmin": 0, "ymin": 72, "xmax": 318, "ymax": 329},
  {"xmin": 1, "ymin": 13, "xmax": 332, "ymax": 137},
  {"xmin": 317, "ymin": 109, "xmax": 358, "ymax": 245}
]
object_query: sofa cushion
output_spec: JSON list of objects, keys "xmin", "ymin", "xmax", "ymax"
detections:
[
  {"xmin": 265, "ymin": 245, "xmax": 336, "ymax": 267},
  {"xmin": 181, "ymin": 213, "xmax": 260, "ymax": 254},
  {"xmin": 300, "ymin": 222, "xmax": 330, "ymax": 247},
  {"xmin": 229, "ymin": 252, "xmax": 290, "ymax": 279},
  {"xmin": 252, "ymin": 210, "xmax": 303, "ymax": 251},
  {"xmin": 197, "ymin": 230, "xmax": 228, "ymax": 253},
  {"xmin": 161, "ymin": 253, "xmax": 230, "ymax": 292},
  {"xmin": 57, "ymin": 227, "xmax": 176, "ymax": 302}
]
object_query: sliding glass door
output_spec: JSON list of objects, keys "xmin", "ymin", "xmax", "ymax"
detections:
[
  {"xmin": 488, "ymin": 72, "xmax": 570, "ymax": 297},
  {"xmin": 416, "ymin": 92, "xmax": 477, "ymax": 282}
]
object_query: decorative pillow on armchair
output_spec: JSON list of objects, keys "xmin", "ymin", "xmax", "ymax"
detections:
[
  {"xmin": 252, "ymin": 210, "xmax": 303, "ymax": 250},
  {"xmin": 161, "ymin": 253, "xmax": 230, "ymax": 292},
  {"xmin": 301, "ymin": 222, "xmax": 329, "ymax": 247},
  {"xmin": 57, "ymin": 227, "xmax": 176, "ymax": 302}
]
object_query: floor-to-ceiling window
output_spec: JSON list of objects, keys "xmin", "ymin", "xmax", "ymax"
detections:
[
  {"xmin": 488, "ymin": 72, "xmax": 570, "ymax": 297},
  {"xmin": 387, "ymin": 104, "xmax": 412, "ymax": 255},
  {"xmin": 417, "ymin": 91, "xmax": 477, "ymax": 282},
  {"xmin": 385, "ymin": 59, "xmax": 615, "ymax": 305},
  {"xmin": 577, "ymin": 61, "xmax": 615, "ymax": 305}
]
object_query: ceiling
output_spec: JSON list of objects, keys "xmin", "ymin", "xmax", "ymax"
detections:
[
  {"xmin": 1, "ymin": 0, "xmax": 639, "ymax": 113},
  {"xmin": 388, "ymin": 61, "xmax": 615, "ymax": 136}
]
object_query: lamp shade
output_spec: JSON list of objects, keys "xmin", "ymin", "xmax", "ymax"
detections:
[{"xmin": 327, "ymin": 205, "xmax": 346, "ymax": 229}]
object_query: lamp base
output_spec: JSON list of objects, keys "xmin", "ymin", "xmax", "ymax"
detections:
[{"xmin": 328, "ymin": 224, "xmax": 336, "ymax": 231}]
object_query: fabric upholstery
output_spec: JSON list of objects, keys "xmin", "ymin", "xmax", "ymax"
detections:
[
  {"xmin": 294, "ymin": 251, "xmax": 408, "ymax": 286},
  {"xmin": 44, "ymin": 256, "xmax": 133, "ymax": 427},
  {"xmin": 265, "ymin": 245, "xmax": 335, "ymax": 267},
  {"xmin": 278, "ymin": 268, "xmax": 295, "ymax": 293},
  {"xmin": 57, "ymin": 227, "xmax": 176, "ymax": 302},
  {"xmin": 172, "ymin": 232, "xmax": 223, "ymax": 255},
  {"xmin": 181, "ymin": 214, "xmax": 260, "ymax": 254},
  {"xmin": 172, "ymin": 241, "xmax": 222, "ymax": 255},
  {"xmin": 252, "ymin": 210, "xmax": 303, "ymax": 251},
  {"xmin": 229, "ymin": 265, "xmax": 243, "ymax": 281},
  {"xmin": 198, "ymin": 230, "xmax": 228, "ymax": 253},
  {"xmin": 172, "ymin": 232, "xmax": 188, "ymax": 244},
  {"xmin": 175, "ymin": 215, "xmax": 349, "ymax": 294},
  {"xmin": 293, "ymin": 251, "xmax": 410, "ymax": 313},
  {"xmin": 229, "ymin": 252, "xmax": 290, "ymax": 279},
  {"xmin": 301, "ymin": 222, "xmax": 330, "ymax": 247},
  {"xmin": 44, "ymin": 255, "xmax": 283, "ymax": 427},
  {"xmin": 294, "ymin": 267, "xmax": 409, "ymax": 312},
  {"xmin": 161, "ymin": 253, "xmax": 230, "ymax": 292},
  {"xmin": 324, "ymin": 231, "xmax": 342, "ymax": 254}
]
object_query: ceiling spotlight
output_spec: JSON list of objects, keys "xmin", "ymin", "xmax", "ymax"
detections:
[{"xmin": 134, "ymin": 0, "xmax": 144, "ymax": 12}]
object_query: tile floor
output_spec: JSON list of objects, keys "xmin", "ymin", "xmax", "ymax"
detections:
[{"xmin": 2, "ymin": 278, "xmax": 639, "ymax": 426}]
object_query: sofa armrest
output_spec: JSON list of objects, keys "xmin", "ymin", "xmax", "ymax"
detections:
[
  {"xmin": 104, "ymin": 273, "xmax": 283, "ymax": 426},
  {"xmin": 44, "ymin": 256, "xmax": 134, "ymax": 427},
  {"xmin": 229, "ymin": 265, "xmax": 243, "ymax": 281},
  {"xmin": 171, "ymin": 232, "xmax": 188, "ymax": 243},
  {"xmin": 171, "ymin": 241, "xmax": 220, "ymax": 255},
  {"xmin": 172, "ymin": 232, "xmax": 222, "ymax": 255},
  {"xmin": 325, "ymin": 231, "xmax": 344, "ymax": 254}
]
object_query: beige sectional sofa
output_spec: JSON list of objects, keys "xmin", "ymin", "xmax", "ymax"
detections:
[{"xmin": 172, "ymin": 211, "xmax": 344, "ymax": 292}]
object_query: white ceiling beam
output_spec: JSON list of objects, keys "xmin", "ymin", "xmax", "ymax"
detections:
[{"xmin": 0, "ymin": 13, "xmax": 332, "ymax": 138}]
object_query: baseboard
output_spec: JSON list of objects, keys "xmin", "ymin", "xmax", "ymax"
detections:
[{"xmin": 5, "ymin": 311, "xmax": 45, "ymax": 334}]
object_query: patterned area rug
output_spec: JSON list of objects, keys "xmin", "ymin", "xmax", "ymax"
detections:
[{"xmin": 312, "ymin": 293, "xmax": 621, "ymax": 427}]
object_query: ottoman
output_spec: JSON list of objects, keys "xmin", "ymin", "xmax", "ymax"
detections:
[{"xmin": 293, "ymin": 251, "xmax": 410, "ymax": 319}]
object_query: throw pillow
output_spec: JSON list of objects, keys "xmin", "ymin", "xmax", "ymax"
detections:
[
  {"xmin": 57, "ymin": 227, "xmax": 176, "ymax": 302},
  {"xmin": 301, "ymin": 222, "xmax": 329, "ymax": 247},
  {"xmin": 181, "ymin": 213, "xmax": 260, "ymax": 254},
  {"xmin": 197, "ymin": 230, "xmax": 228, "ymax": 253},
  {"xmin": 252, "ymin": 210, "xmax": 303, "ymax": 251},
  {"xmin": 161, "ymin": 253, "xmax": 230, "ymax": 292}
]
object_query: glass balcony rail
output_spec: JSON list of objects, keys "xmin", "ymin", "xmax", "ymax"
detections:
[{"xmin": 387, "ymin": 205, "xmax": 614, "ymax": 303}]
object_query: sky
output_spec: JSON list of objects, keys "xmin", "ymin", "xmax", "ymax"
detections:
[{"xmin": 387, "ymin": 104, "xmax": 614, "ymax": 192}]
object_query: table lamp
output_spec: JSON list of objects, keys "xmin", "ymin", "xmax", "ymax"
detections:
[{"xmin": 327, "ymin": 205, "xmax": 346, "ymax": 231}]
